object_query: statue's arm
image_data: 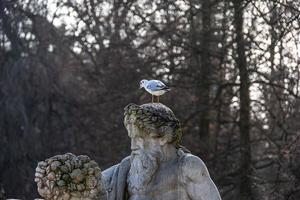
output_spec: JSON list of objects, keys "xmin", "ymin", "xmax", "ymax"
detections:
[
  {"xmin": 182, "ymin": 154, "xmax": 221, "ymax": 200},
  {"xmin": 101, "ymin": 164, "xmax": 118, "ymax": 189},
  {"xmin": 101, "ymin": 155, "xmax": 130, "ymax": 190}
]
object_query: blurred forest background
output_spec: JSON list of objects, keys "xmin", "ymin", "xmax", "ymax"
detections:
[{"xmin": 1, "ymin": 0, "xmax": 300, "ymax": 199}]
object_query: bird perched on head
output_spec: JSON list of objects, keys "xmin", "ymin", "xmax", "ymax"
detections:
[{"xmin": 139, "ymin": 79, "xmax": 171, "ymax": 103}]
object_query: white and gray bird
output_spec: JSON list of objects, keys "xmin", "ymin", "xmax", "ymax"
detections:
[{"xmin": 139, "ymin": 79, "xmax": 170, "ymax": 103}]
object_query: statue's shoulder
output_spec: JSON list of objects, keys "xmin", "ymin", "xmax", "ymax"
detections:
[
  {"xmin": 179, "ymin": 152, "xmax": 210, "ymax": 182},
  {"xmin": 102, "ymin": 156, "xmax": 131, "ymax": 182}
]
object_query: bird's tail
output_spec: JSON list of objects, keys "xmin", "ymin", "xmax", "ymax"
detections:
[{"xmin": 163, "ymin": 86, "xmax": 171, "ymax": 92}]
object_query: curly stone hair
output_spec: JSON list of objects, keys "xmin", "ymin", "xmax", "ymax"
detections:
[{"xmin": 124, "ymin": 103, "xmax": 182, "ymax": 148}]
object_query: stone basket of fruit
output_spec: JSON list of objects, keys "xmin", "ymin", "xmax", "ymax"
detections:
[{"xmin": 35, "ymin": 153, "xmax": 105, "ymax": 200}]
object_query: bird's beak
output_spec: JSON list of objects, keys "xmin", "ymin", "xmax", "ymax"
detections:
[{"xmin": 139, "ymin": 85, "xmax": 143, "ymax": 89}]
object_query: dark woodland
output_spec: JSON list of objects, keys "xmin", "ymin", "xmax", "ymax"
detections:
[{"xmin": 1, "ymin": 0, "xmax": 300, "ymax": 199}]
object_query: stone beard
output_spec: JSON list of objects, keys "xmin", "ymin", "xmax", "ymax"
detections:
[{"xmin": 127, "ymin": 148, "xmax": 162, "ymax": 192}]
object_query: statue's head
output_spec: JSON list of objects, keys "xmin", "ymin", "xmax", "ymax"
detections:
[
  {"xmin": 124, "ymin": 103, "xmax": 182, "ymax": 191},
  {"xmin": 124, "ymin": 103, "xmax": 182, "ymax": 153}
]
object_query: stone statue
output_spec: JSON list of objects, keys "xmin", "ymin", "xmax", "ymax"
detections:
[
  {"xmin": 35, "ymin": 153, "xmax": 106, "ymax": 200},
  {"xmin": 35, "ymin": 103, "xmax": 221, "ymax": 200}
]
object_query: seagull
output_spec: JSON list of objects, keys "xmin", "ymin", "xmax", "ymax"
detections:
[{"xmin": 139, "ymin": 79, "xmax": 171, "ymax": 103}]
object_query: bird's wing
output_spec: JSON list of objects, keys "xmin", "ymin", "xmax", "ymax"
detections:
[{"xmin": 147, "ymin": 80, "xmax": 168, "ymax": 91}]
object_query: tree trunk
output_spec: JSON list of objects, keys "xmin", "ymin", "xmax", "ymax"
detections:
[
  {"xmin": 0, "ymin": 1, "xmax": 22, "ymax": 58},
  {"xmin": 198, "ymin": 0, "xmax": 212, "ymax": 154},
  {"xmin": 233, "ymin": 0, "xmax": 252, "ymax": 199}
]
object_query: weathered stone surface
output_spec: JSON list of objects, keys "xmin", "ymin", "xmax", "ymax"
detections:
[
  {"xmin": 35, "ymin": 103, "xmax": 221, "ymax": 200},
  {"xmin": 124, "ymin": 103, "xmax": 183, "ymax": 149},
  {"xmin": 35, "ymin": 153, "xmax": 105, "ymax": 200}
]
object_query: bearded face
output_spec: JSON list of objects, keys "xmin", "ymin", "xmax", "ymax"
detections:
[
  {"xmin": 126, "ymin": 123, "xmax": 164, "ymax": 192},
  {"xmin": 127, "ymin": 149, "xmax": 161, "ymax": 192}
]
